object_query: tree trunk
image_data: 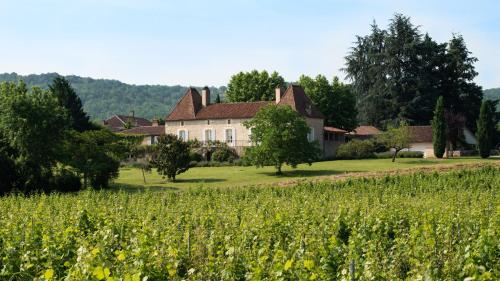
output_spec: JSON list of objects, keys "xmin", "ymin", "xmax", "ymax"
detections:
[
  {"xmin": 276, "ymin": 164, "xmax": 282, "ymax": 175},
  {"xmin": 141, "ymin": 168, "xmax": 146, "ymax": 184},
  {"xmin": 392, "ymin": 150, "xmax": 398, "ymax": 162}
]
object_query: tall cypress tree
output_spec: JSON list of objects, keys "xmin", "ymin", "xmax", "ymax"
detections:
[
  {"xmin": 49, "ymin": 77, "xmax": 92, "ymax": 132},
  {"xmin": 432, "ymin": 96, "xmax": 446, "ymax": 158},
  {"xmin": 476, "ymin": 101, "xmax": 494, "ymax": 158}
]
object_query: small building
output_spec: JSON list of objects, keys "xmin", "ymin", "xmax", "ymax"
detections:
[
  {"xmin": 164, "ymin": 85, "xmax": 325, "ymax": 156},
  {"xmin": 103, "ymin": 111, "xmax": 152, "ymax": 132},
  {"xmin": 406, "ymin": 125, "xmax": 478, "ymax": 158},
  {"xmin": 348, "ymin": 125, "xmax": 381, "ymax": 140},
  {"xmin": 120, "ymin": 119, "xmax": 165, "ymax": 145},
  {"xmin": 323, "ymin": 126, "xmax": 347, "ymax": 158}
]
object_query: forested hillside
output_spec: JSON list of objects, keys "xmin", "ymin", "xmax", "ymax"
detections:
[
  {"xmin": 484, "ymin": 88, "xmax": 500, "ymax": 110},
  {"xmin": 0, "ymin": 73, "xmax": 225, "ymax": 121}
]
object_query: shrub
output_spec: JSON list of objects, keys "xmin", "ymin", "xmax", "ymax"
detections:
[
  {"xmin": 211, "ymin": 145, "xmax": 238, "ymax": 163},
  {"xmin": 375, "ymin": 151, "xmax": 424, "ymax": 159},
  {"xmin": 336, "ymin": 140, "xmax": 376, "ymax": 159},
  {"xmin": 189, "ymin": 151, "xmax": 203, "ymax": 162},
  {"xmin": 51, "ymin": 169, "xmax": 82, "ymax": 192}
]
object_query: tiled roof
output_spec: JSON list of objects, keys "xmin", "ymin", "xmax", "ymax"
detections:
[
  {"xmin": 166, "ymin": 88, "xmax": 202, "ymax": 121},
  {"xmin": 408, "ymin": 125, "xmax": 433, "ymax": 143},
  {"xmin": 195, "ymin": 101, "xmax": 272, "ymax": 119},
  {"xmin": 324, "ymin": 126, "xmax": 347, "ymax": 133},
  {"xmin": 278, "ymin": 85, "xmax": 324, "ymax": 119},
  {"xmin": 115, "ymin": 115, "xmax": 152, "ymax": 127},
  {"xmin": 166, "ymin": 85, "xmax": 324, "ymax": 121},
  {"xmin": 351, "ymin": 125, "xmax": 381, "ymax": 136},
  {"xmin": 120, "ymin": 126, "xmax": 165, "ymax": 136}
]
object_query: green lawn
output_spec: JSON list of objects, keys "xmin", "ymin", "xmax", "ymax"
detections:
[{"xmin": 114, "ymin": 157, "xmax": 499, "ymax": 191}]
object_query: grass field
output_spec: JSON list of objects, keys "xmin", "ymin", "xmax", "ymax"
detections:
[{"xmin": 115, "ymin": 157, "xmax": 499, "ymax": 190}]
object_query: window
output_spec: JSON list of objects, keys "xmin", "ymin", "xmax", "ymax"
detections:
[
  {"xmin": 180, "ymin": 121, "xmax": 184, "ymax": 126},
  {"xmin": 207, "ymin": 120, "xmax": 210, "ymax": 125},
  {"xmin": 178, "ymin": 130, "xmax": 188, "ymax": 141},
  {"xmin": 225, "ymin": 128, "xmax": 233, "ymax": 144},
  {"xmin": 248, "ymin": 127, "xmax": 253, "ymax": 144},
  {"xmin": 307, "ymin": 127, "xmax": 315, "ymax": 141},
  {"xmin": 151, "ymin": 136, "xmax": 157, "ymax": 145},
  {"xmin": 204, "ymin": 129, "xmax": 214, "ymax": 141},
  {"xmin": 227, "ymin": 119, "xmax": 231, "ymax": 124}
]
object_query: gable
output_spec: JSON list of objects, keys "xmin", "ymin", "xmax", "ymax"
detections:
[{"xmin": 166, "ymin": 88, "xmax": 202, "ymax": 121}]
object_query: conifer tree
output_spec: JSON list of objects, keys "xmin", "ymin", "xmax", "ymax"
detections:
[
  {"xmin": 432, "ymin": 96, "xmax": 446, "ymax": 158},
  {"xmin": 476, "ymin": 101, "xmax": 494, "ymax": 158}
]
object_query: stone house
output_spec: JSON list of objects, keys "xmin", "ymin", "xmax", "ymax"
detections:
[
  {"xmin": 164, "ymin": 85, "xmax": 338, "ymax": 157},
  {"xmin": 120, "ymin": 119, "xmax": 165, "ymax": 145},
  {"xmin": 103, "ymin": 111, "xmax": 152, "ymax": 132}
]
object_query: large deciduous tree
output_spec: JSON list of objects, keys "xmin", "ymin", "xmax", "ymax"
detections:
[
  {"xmin": 225, "ymin": 70, "xmax": 285, "ymax": 102},
  {"xmin": 0, "ymin": 81, "xmax": 69, "ymax": 192},
  {"xmin": 432, "ymin": 97, "xmax": 446, "ymax": 158},
  {"xmin": 244, "ymin": 105, "xmax": 320, "ymax": 174},
  {"xmin": 151, "ymin": 134, "xmax": 191, "ymax": 182},
  {"xmin": 49, "ymin": 77, "xmax": 93, "ymax": 132},
  {"xmin": 344, "ymin": 14, "xmax": 482, "ymax": 130},
  {"xmin": 476, "ymin": 101, "xmax": 495, "ymax": 158},
  {"xmin": 298, "ymin": 75, "xmax": 358, "ymax": 131}
]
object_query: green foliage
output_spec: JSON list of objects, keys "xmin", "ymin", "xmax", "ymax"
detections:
[
  {"xmin": 225, "ymin": 70, "xmax": 285, "ymax": 102},
  {"xmin": 476, "ymin": 101, "xmax": 495, "ymax": 158},
  {"xmin": 0, "ymin": 81, "xmax": 69, "ymax": 192},
  {"xmin": 49, "ymin": 77, "xmax": 93, "ymax": 132},
  {"xmin": 215, "ymin": 93, "xmax": 221, "ymax": 103},
  {"xmin": 244, "ymin": 105, "xmax": 320, "ymax": 174},
  {"xmin": 298, "ymin": 75, "xmax": 358, "ymax": 131},
  {"xmin": 0, "ymin": 167, "xmax": 497, "ymax": 279},
  {"xmin": 484, "ymin": 88, "xmax": 500, "ymax": 111},
  {"xmin": 344, "ymin": 14, "xmax": 483, "ymax": 129},
  {"xmin": 0, "ymin": 72, "xmax": 226, "ymax": 120},
  {"xmin": 151, "ymin": 134, "xmax": 191, "ymax": 181},
  {"xmin": 377, "ymin": 121, "xmax": 412, "ymax": 162},
  {"xmin": 50, "ymin": 168, "xmax": 82, "ymax": 192},
  {"xmin": 62, "ymin": 130, "xmax": 122, "ymax": 189},
  {"xmin": 432, "ymin": 96, "xmax": 446, "ymax": 158},
  {"xmin": 336, "ymin": 140, "xmax": 376, "ymax": 159},
  {"xmin": 211, "ymin": 144, "xmax": 238, "ymax": 163}
]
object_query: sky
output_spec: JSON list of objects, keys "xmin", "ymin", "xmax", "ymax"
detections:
[{"xmin": 0, "ymin": 0, "xmax": 499, "ymax": 88}]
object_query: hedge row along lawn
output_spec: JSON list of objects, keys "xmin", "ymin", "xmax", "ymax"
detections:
[{"xmin": 0, "ymin": 166, "xmax": 498, "ymax": 280}]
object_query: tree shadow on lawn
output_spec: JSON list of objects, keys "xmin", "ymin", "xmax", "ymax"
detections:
[
  {"xmin": 257, "ymin": 169, "xmax": 351, "ymax": 178},
  {"xmin": 173, "ymin": 178, "xmax": 226, "ymax": 184}
]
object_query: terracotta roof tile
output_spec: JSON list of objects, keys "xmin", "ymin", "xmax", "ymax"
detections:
[
  {"xmin": 166, "ymin": 88, "xmax": 202, "ymax": 121},
  {"xmin": 408, "ymin": 126, "xmax": 433, "ymax": 143},
  {"xmin": 351, "ymin": 126, "xmax": 381, "ymax": 136},
  {"xmin": 120, "ymin": 126, "xmax": 165, "ymax": 136},
  {"xmin": 115, "ymin": 115, "xmax": 152, "ymax": 127},
  {"xmin": 278, "ymin": 85, "xmax": 324, "ymax": 119},
  {"xmin": 195, "ymin": 101, "xmax": 272, "ymax": 119},
  {"xmin": 324, "ymin": 126, "xmax": 347, "ymax": 133}
]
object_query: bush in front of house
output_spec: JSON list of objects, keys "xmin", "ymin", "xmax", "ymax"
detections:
[
  {"xmin": 212, "ymin": 145, "xmax": 239, "ymax": 163},
  {"xmin": 375, "ymin": 151, "xmax": 424, "ymax": 159},
  {"xmin": 336, "ymin": 139, "xmax": 376, "ymax": 159},
  {"xmin": 50, "ymin": 169, "xmax": 82, "ymax": 192}
]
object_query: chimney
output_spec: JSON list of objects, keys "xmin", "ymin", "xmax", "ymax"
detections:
[
  {"xmin": 152, "ymin": 118, "xmax": 159, "ymax": 127},
  {"xmin": 202, "ymin": 87, "xmax": 210, "ymax": 107},
  {"xmin": 275, "ymin": 87, "xmax": 283, "ymax": 104}
]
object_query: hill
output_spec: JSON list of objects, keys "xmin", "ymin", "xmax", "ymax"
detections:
[
  {"xmin": 484, "ymin": 88, "xmax": 500, "ymax": 111},
  {"xmin": 0, "ymin": 73, "xmax": 226, "ymax": 121}
]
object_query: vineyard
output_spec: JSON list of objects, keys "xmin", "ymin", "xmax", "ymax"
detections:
[{"xmin": 0, "ymin": 167, "xmax": 498, "ymax": 280}]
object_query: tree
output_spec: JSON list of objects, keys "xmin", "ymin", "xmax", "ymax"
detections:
[
  {"xmin": 377, "ymin": 121, "xmax": 411, "ymax": 162},
  {"xmin": 444, "ymin": 111, "xmax": 465, "ymax": 157},
  {"xmin": 49, "ymin": 77, "xmax": 93, "ymax": 132},
  {"xmin": 215, "ymin": 93, "xmax": 221, "ymax": 103},
  {"xmin": 244, "ymin": 105, "xmax": 320, "ymax": 174},
  {"xmin": 298, "ymin": 75, "xmax": 357, "ymax": 131},
  {"xmin": 151, "ymin": 134, "xmax": 191, "ymax": 181},
  {"xmin": 432, "ymin": 97, "xmax": 446, "ymax": 158},
  {"xmin": 225, "ymin": 70, "xmax": 286, "ymax": 102},
  {"xmin": 344, "ymin": 14, "xmax": 482, "ymax": 130},
  {"xmin": 63, "ymin": 130, "xmax": 122, "ymax": 189},
  {"xmin": 476, "ymin": 101, "xmax": 495, "ymax": 158},
  {"xmin": 0, "ymin": 81, "xmax": 69, "ymax": 192}
]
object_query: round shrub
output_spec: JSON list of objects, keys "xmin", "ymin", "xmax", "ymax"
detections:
[
  {"xmin": 336, "ymin": 140, "xmax": 376, "ymax": 159},
  {"xmin": 51, "ymin": 170, "xmax": 82, "ymax": 192},
  {"xmin": 212, "ymin": 146, "xmax": 238, "ymax": 163}
]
